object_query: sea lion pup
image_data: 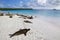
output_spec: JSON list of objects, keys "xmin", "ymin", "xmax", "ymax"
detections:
[
  {"xmin": 9, "ymin": 28, "xmax": 30, "ymax": 38},
  {"xmin": 24, "ymin": 20, "xmax": 32, "ymax": 23}
]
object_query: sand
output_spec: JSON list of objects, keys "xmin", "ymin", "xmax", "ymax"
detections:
[{"xmin": 0, "ymin": 15, "xmax": 60, "ymax": 40}]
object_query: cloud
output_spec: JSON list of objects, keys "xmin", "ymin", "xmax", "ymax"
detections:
[
  {"xmin": 38, "ymin": 0, "xmax": 46, "ymax": 4},
  {"xmin": 18, "ymin": 0, "xmax": 60, "ymax": 9},
  {"xmin": 54, "ymin": 5, "xmax": 60, "ymax": 9},
  {"xmin": 46, "ymin": 0, "xmax": 60, "ymax": 7},
  {"xmin": 35, "ymin": 0, "xmax": 60, "ymax": 9},
  {"xmin": 0, "ymin": 0, "xmax": 60, "ymax": 9}
]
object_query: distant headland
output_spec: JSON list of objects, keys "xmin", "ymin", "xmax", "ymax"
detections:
[{"xmin": 0, "ymin": 8, "xmax": 33, "ymax": 10}]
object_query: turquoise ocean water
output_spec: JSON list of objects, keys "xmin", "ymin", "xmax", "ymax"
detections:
[{"xmin": 0, "ymin": 9, "xmax": 60, "ymax": 17}]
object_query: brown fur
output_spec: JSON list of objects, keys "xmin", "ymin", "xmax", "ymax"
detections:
[
  {"xmin": 27, "ymin": 16, "xmax": 33, "ymax": 19},
  {"xmin": 24, "ymin": 20, "xmax": 32, "ymax": 23},
  {"xmin": 0, "ymin": 13, "xmax": 4, "ymax": 16},
  {"xmin": 9, "ymin": 28, "xmax": 30, "ymax": 38}
]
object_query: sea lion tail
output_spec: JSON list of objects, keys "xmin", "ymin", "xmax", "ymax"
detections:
[
  {"xmin": 9, "ymin": 34, "xmax": 13, "ymax": 38},
  {"xmin": 24, "ymin": 33, "xmax": 26, "ymax": 36}
]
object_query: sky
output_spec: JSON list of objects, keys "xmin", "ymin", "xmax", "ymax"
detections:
[{"xmin": 0, "ymin": 0, "xmax": 60, "ymax": 9}]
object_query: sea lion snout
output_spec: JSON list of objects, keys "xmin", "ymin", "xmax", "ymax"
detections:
[{"xmin": 27, "ymin": 29, "xmax": 30, "ymax": 31}]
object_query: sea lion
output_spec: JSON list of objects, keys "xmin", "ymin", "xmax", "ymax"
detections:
[
  {"xmin": 27, "ymin": 16, "xmax": 33, "ymax": 19},
  {"xmin": 9, "ymin": 15, "xmax": 13, "ymax": 18},
  {"xmin": 24, "ymin": 20, "xmax": 32, "ymax": 23},
  {"xmin": 9, "ymin": 28, "xmax": 30, "ymax": 38},
  {"xmin": 0, "ymin": 13, "xmax": 4, "ymax": 16}
]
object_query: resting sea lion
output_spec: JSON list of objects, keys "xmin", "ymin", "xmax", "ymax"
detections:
[
  {"xmin": 9, "ymin": 28, "xmax": 30, "ymax": 38},
  {"xmin": 27, "ymin": 16, "xmax": 33, "ymax": 19},
  {"xmin": 24, "ymin": 20, "xmax": 32, "ymax": 23}
]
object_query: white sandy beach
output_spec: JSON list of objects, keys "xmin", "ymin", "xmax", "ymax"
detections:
[{"xmin": 0, "ymin": 15, "xmax": 60, "ymax": 40}]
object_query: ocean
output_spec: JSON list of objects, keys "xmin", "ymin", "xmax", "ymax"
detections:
[{"xmin": 0, "ymin": 9, "xmax": 60, "ymax": 17}]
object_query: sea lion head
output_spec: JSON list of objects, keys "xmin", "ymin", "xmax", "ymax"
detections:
[{"xmin": 27, "ymin": 29, "xmax": 30, "ymax": 31}]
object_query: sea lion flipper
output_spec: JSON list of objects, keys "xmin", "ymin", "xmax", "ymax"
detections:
[
  {"xmin": 24, "ymin": 33, "xmax": 26, "ymax": 36},
  {"xmin": 9, "ymin": 34, "xmax": 12, "ymax": 38},
  {"xmin": 9, "ymin": 34, "xmax": 14, "ymax": 38}
]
